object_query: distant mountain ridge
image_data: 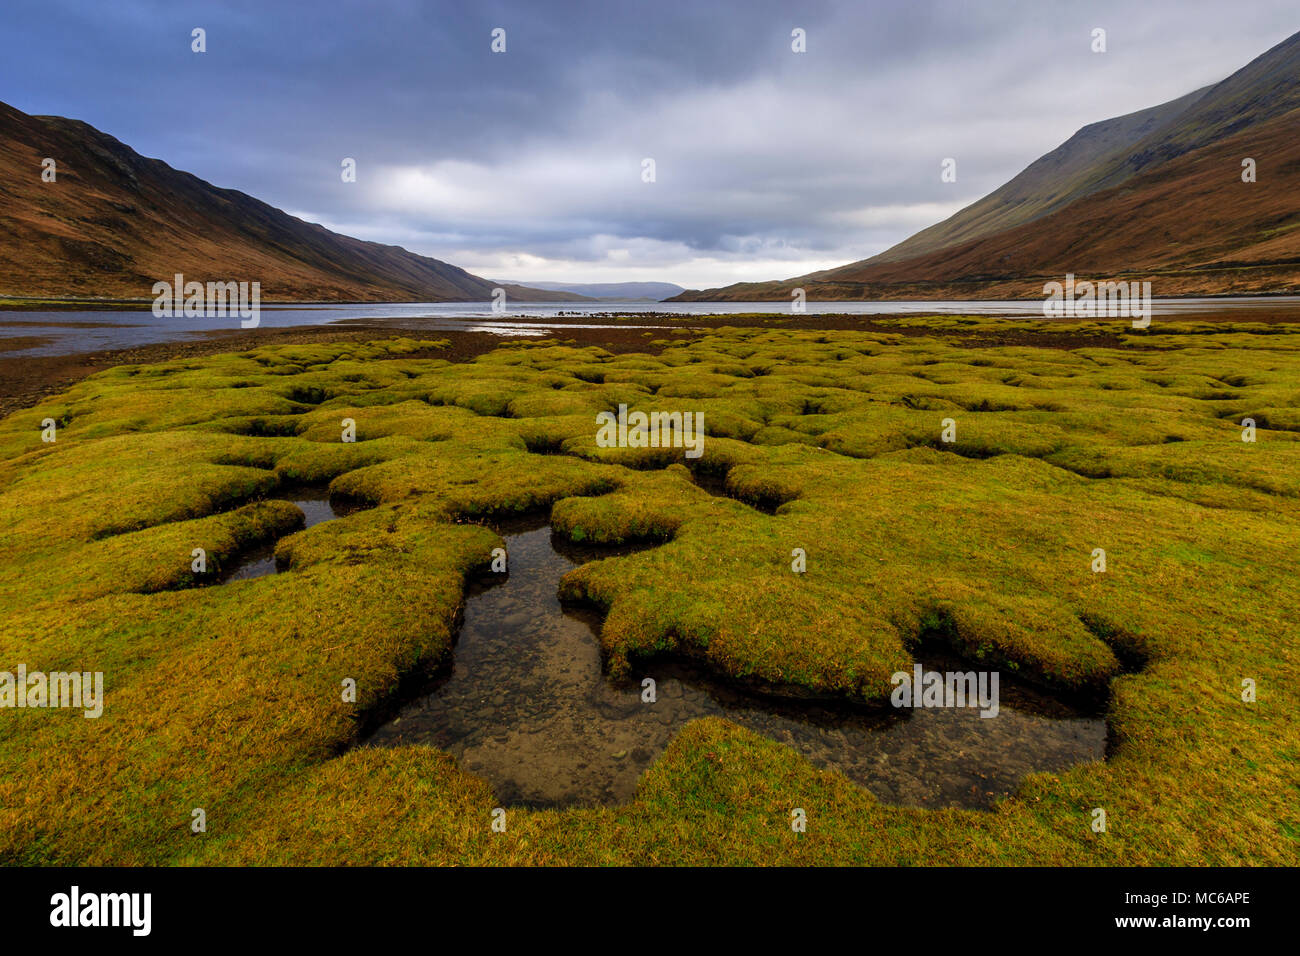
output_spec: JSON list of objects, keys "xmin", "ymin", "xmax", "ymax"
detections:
[
  {"xmin": 671, "ymin": 29, "xmax": 1300, "ymax": 301},
  {"xmin": 0, "ymin": 100, "xmax": 579, "ymax": 303},
  {"xmin": 501, "ymin": 280, "xmax": 686, "ymax": 301}
]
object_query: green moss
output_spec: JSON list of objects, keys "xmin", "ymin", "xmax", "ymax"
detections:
[{"xmin": 1, "ymin": 322, "xmax": 1298, "ymax": 866}]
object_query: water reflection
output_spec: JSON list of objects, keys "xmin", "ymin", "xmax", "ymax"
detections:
[{"xmin": 366, "ymin": 517, "xmax": 1106, "ymax": 809}]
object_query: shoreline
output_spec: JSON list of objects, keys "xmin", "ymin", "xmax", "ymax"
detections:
[
  {"xmin": 6, "ymin": 307, "xmax": 1300, "ymax": 419},
  {"xmin": 0, "ymin": 322, "xmax": 702, "ymax": 419},
  {"xmin": 7, "ymin": 289, "xmax": 1300, "ymax": 311}
]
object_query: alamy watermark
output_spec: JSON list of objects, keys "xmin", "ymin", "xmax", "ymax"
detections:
[
  {"xmin": 595, "ymin": 403, "xmax": 704, "ymax": 458},
  {"xmin": 891, "ymin": 664, "xmax": 999, "ymax": 718},
  {"xmin": 1, "ymin": 665, "xmax": 104, "ymax": 718},
  {"xmin": 1043, "ymin": 273, "xmax": 1151, "ymax": 328},
  {"xmin": 50, "ymin": 886, "xmax": 150, "ymax": 936},
  {"xmin": 152, "ymin": 273, "xmax": 260, "ymax": 328}
]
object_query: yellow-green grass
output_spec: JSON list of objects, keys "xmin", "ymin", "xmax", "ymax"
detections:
[{"xmin": 0, "ymin": 323, "xmax": 1296, "ymax": 865}]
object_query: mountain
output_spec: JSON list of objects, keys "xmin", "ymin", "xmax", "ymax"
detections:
[
  {"xmin": 0, "ymin": 100, "xmax": 579, "ymax": 303},
  {"xmin": 671, "ymin": 30, "xmax": 1300, "ymax": 302},
  {"xmin": 501, "ymin": 280, "xmax": 686, "ymax": 301}
]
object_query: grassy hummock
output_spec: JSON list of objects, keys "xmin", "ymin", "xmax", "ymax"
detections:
[{"xmin": 0, "ymin": 322, "xmax": 1296, "ymax": 865}]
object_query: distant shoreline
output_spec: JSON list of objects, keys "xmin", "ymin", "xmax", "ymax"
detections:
[
  {"xmin": 8, "ymin": 307, "xmax": 1300, "ymax": 420},
  {"xmin": 7, "ymin": 290, "xmax": 1300, "ymax": 311}
]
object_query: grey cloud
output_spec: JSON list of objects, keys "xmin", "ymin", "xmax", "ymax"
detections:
[{"xmin": 1, "ymin": 0, "xmax": 1295, "ymax": 285}]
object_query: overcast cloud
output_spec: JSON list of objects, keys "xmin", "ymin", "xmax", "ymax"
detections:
[{"xmin": 2, "ymin": 0, "xmax": 1296, "ymax": 287}]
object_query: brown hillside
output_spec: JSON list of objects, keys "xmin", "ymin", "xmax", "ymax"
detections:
[
  {"xmin": 808, "ymin": 107, "xmax": 1300, "ymax": 298},
  {"xmin": 671, "ymin": 30, "xmax": 1300, "ymax": 302},
  {"xmin": 0, "ymin": 101, "xmax": 579, "ymax": 303}
]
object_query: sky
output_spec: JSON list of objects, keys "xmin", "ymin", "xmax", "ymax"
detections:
[{"xmin": 2, "ymin": 1, "xmax": 1296, "ymax": 289}]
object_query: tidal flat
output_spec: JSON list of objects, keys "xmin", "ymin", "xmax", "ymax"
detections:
[{"xmin": 0, "ymin": 316, "xmax": 1296, "ymax": 865}]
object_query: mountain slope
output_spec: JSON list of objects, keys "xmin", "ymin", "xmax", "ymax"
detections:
[
  {"xmin": 816, "ymin": 109, "xmax": 1300, "ymax": 295},
  {"xmin": 672, "ymin": 29, "xmax": 1300, "ymax": 301},
  {"xmin": 502, "ymin": 280, "xmax": 686, "ymax": 300},
  {"xmin": 0, "ymin": 100, "xmax": 580, "ymax": 303},
  {"xmin": 863, "ymin": 87, "xmax": 1211, "ymax": 267}
]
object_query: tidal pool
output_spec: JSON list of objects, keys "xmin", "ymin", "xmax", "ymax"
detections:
[
  {"xmin": 364, "ymin": 516, "xmax": 1107, "ymax": 810},
  {"xmin": 224, "ymin": 488, "xmax": 361, "ymax": 580}
]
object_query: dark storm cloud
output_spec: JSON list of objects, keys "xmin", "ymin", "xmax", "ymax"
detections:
[{"xmin": 2, "ymin": 0, "xmax": 1295, "ymax": 285}]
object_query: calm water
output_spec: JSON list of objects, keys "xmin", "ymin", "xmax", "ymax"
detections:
[
  {"xmin": 4, "ymin": 296, "xmax": 1300, "ymax": 357},
  {"xmin": 364, "ymin": 517, "xmax": 1107, "ymax": 810},
  {"xmin": 223, "ymin": 489, "xmax": 359, "ymax": 580},
  {"xmin": 212, "ymin": 492, "xmax": 1105, "ymax": 808}
]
